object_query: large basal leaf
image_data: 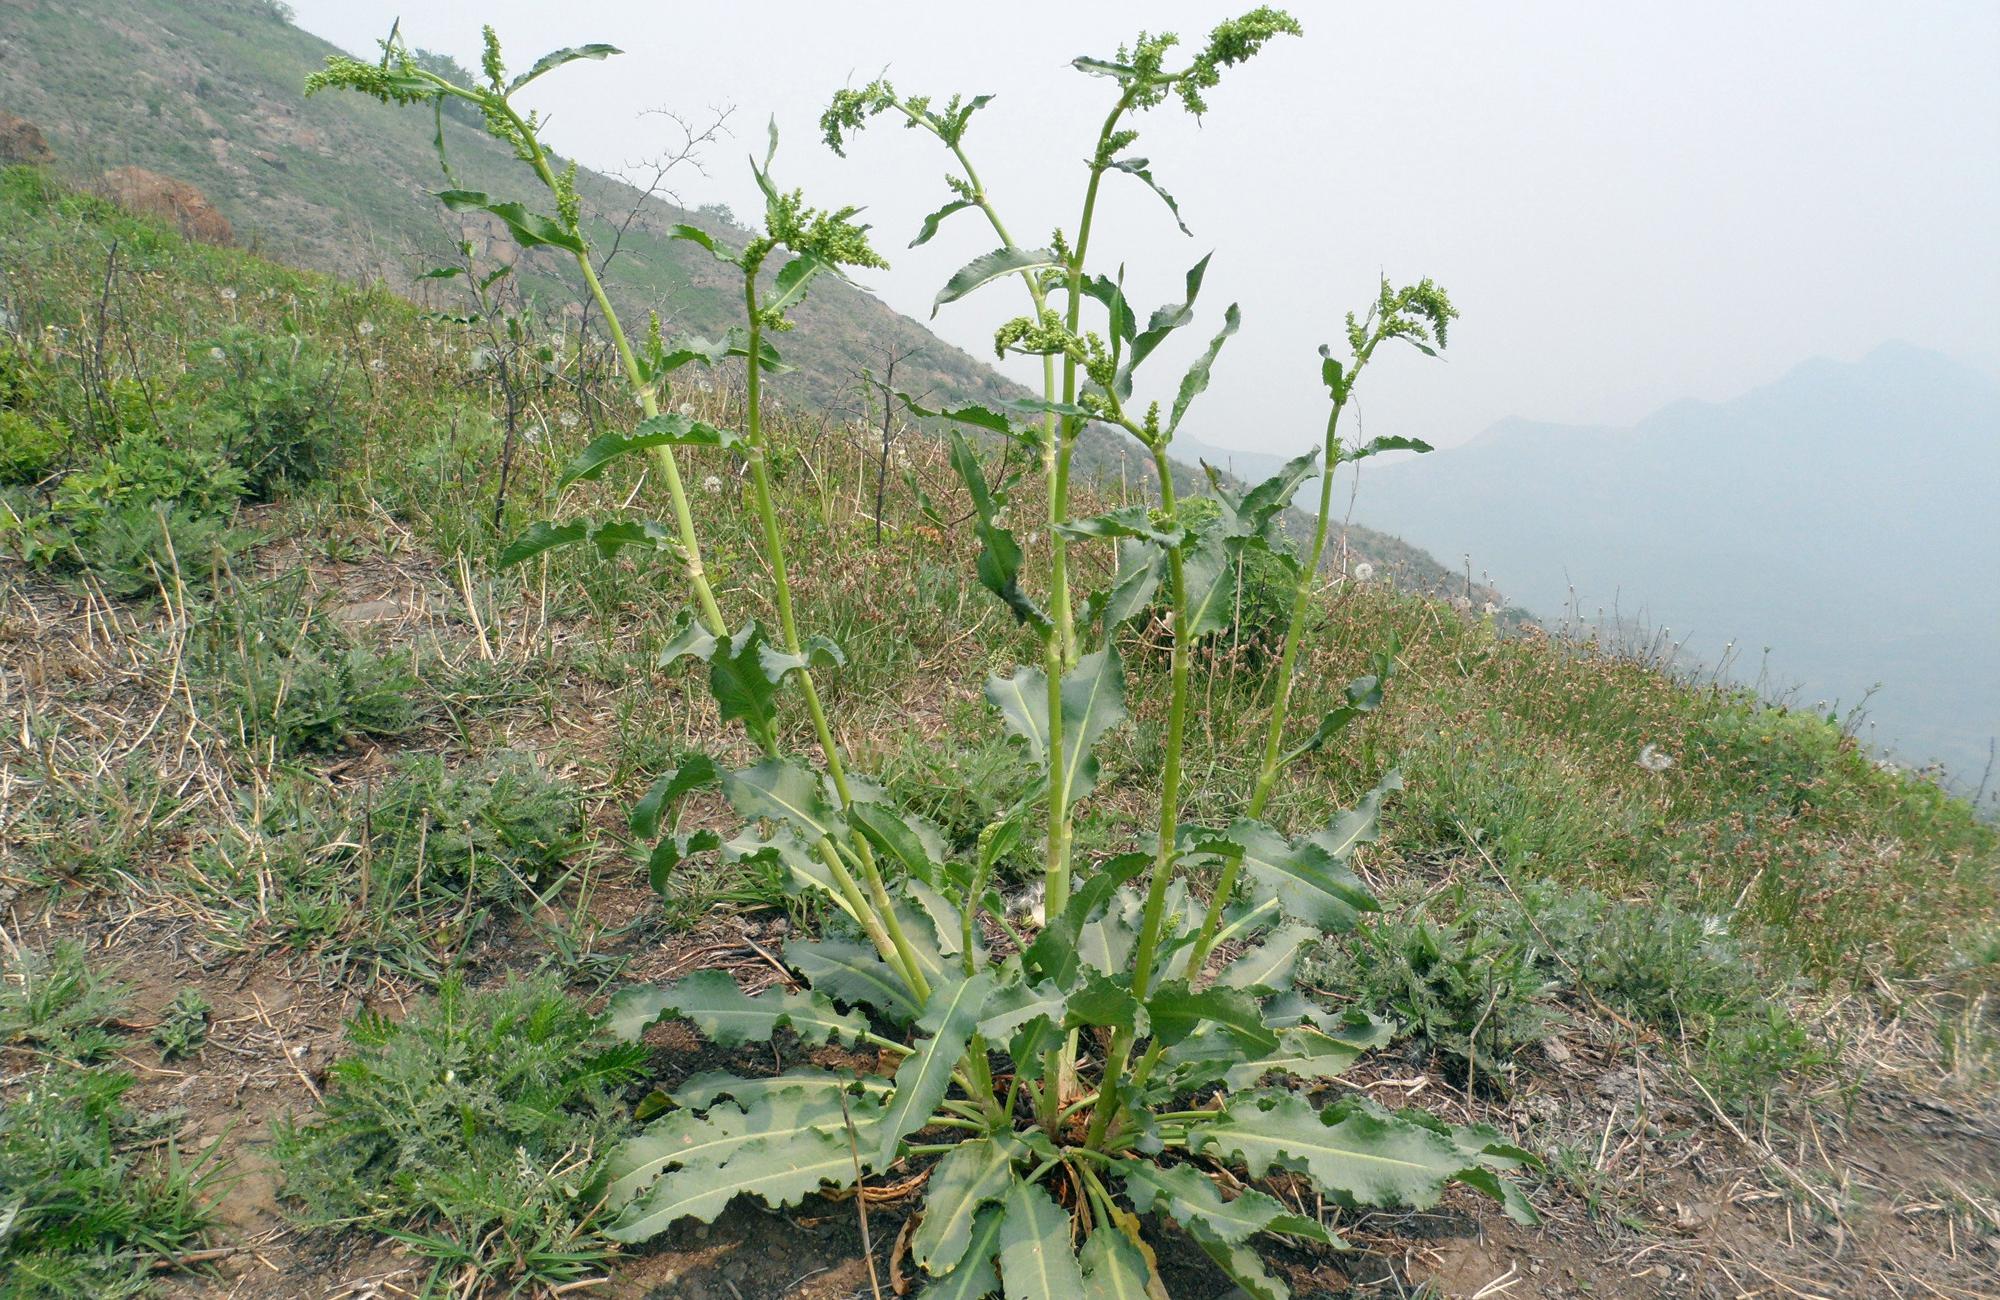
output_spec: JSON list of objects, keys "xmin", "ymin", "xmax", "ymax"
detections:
[
  {"xmin": 913, "ymin": 1134, "xmax": 1025, "ymax": 1276},
  {"xmin": 1078, "ymin": 1227, "xmax": 1157, "ymax": 1300},
  {"xmin": 1216, "ymin": 921, "xmax": 1318, "ymax": 992},
  {"xmin": 605, "ymin": 1080, "xmax": 887, "ymax": 1239},
  {"xmin": 1223, "ymin": 1015, "xmax": 1393, "ymax": 1090},
  {"xmin": 1117, "ymin": 1161, "xmax": 1335, "ymax": 1248},
  {"xmin": 668, "ymin": 1067, "xmax": 888, "ymax": 1111},
  {"xmin": 977, "ymin": 973, "xmax": 1067, "ymax": 1042},
  {"xmin": 721, "ymin": 755, "xmax": 840, "ymax": 844},
  {"xmin": 1144, "ymin": 981, "xmax": 1277, "ymax": 1055},
  {"xmin": 787, "ymin": 937, "xmax": 923, "ymax": 1026},
  {"xmin": 847, "ymin": 802, "xmax": 947, "ymax": 889},
  {"xmin": 1186, "ymin": 1090, "xmax": 1472, "ymax": 1210},
  {"xmin": 1169, "ymin": 302, "xmax": 1241, "ymax": 437},
  {"xmin": 876, "ymin": 970, "xmax": 997, "ymax": 1165},
  {"xmin": 922, "ymin": 1205, "xmax": 1005, "ymax": 1299},
  {"xmin": 934, "ymin": 246, "xmax": 1060, "ymax": 316},
  {"xmin": 630, "ymin": 754, "xmax": 723, "ymax": 839},
  {"xmin": 605, "ymin": 968, "xmax": 868, "ymax": 1046},
  {"xmin": 559, "ymin": 413, "xmax": 742, "ymax": 487},
  {"xmin": 1184, "ymin": 1221, "xmax": 1291, "ymax": 1300},
  {"xmin": 998, "ymin": 1178, "xmax": 1086, "ymax": 1299},
  {"xmin": 436, "ymin": 189, "xmax": 584, "ymax": 254}
]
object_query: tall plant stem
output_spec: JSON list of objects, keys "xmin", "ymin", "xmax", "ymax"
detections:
[
  {"xmin": 740, "ymin": 275, "xmax": 931, "ymax": 1002},
  {"xmin": 1178, "ymin": 396, "xmax": 1350, "ymax": 984},
  {"xmin": 1084, "ymin": 440, "xmax": 1190, "ymax": 1150}
]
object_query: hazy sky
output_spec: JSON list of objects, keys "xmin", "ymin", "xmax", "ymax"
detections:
[{"xmin": 290, "ymin": 2, "xmax": 2000, "ymax": 455}]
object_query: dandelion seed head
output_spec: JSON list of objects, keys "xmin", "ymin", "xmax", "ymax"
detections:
[
  {"xmin": 702, "ymin": 474, "xmax": 724, "ymax": 495},
  {"xmin": 357, "ymin": 320, "xmax": 375, "ymax": 337},
  {"xmin": 1353, "ymin": 562, "xmax": 1375, "ymax": 582},
  {"xmin": 1637, "ymin": 743, "xmax": 1675, "ymax": 773},
  {"xmin": 218, "ymin": 287, "xmax": 238, "ymax": 302}
]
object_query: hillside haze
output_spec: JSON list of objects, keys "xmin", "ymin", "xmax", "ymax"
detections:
[{"xmin": 1350, "ymin": 341, "xmax": 2000, "ymax": 780}]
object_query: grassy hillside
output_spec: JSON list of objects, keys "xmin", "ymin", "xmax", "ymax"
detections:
[{"xmin": 2, "ymin": 169, "xmax": 1995, "ymax": 1297}]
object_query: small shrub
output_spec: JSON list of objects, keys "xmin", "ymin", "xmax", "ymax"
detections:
[
  {"xmin": 1579, "ymin": 897, "xmax": 1758, "ymax": 1033},
  {"xmin": 0, "ymin": 941, "xmax": 130, "ymax": 1064},
  {"xmin": 187, "ymin": 574, "xmax": 419, "ymax": 756},
  {"xmin": 1694, "ymin": 703, "xmax": 1845, "ymax": 810},
  {"xmin": 0, "ymin": 1068, "xmax": 226, "ymax": 1299},
  {"xmin": 0, "ymin": 408, "xmax": 67, "ymax": 484},
  {"xmin": 192, "ymin": 328, "xmax": 358, "ymax": 499},
  {"xmin": 271, "ymin": 975, "xmax": 644, "ymax": 1294},
  {"xmin": 1139, "ymin": 495, "xmax": 1300, "ymax": 655},
  {"xmin": 1698, "ymin": 1003, "xmax": 1833, "ymax": 1111},
  {"xmin": 367, "ymin": 750, "xmax": 583, "ymax": 909}
]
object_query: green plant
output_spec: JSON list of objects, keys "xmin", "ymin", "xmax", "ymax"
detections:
[
  {"xmin": 271, "ymin": 974, "xmax": 646, "ymax": 1295},
  {"xmin": 313, "ymin": 18, "xmax": 1530, "ymax": 1295},
  {"xmin": 192, "ymin": 326, "xmax": 358, "ymax": 499},
  {"xmin": 366, "ymin": 750, "xmax": 583, "ymax": 909},
  {"xmin": 186, "ymin": 572, "xmax": 419, "ymax": 756},
  {"xmin": 0, "ymin": 408, "xmax": 67, "ymax": 484},
  {"xmin": 0, "ymin": 941, "xmax": 130, "ymax": 1064},
  {"xmin": 151, "ymin": 989, "xmax": 212, "ymax": 1061},
  {"xmin": 0, "ymin": 1068, "xmax": 227, "ymax": 1299},
  {"xmin": 1137, "ymin": 495, "xmax": 1299, "ymax": 656}
]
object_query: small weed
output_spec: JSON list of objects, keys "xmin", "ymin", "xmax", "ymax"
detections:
[
  {"xmin": 151, "ymin": 989, "xmax": 212, "ymax": 1061},
  {"xmin": 0, "ymin": 941, "xmax": 130, "ymax": 1064},
  {"xmin": 192, "ymin": 327, "xmax": 357, "ymax": 499},
  {"xmin": 271, "ymin": 974, "xmax": 644, "ymax": 1295},
  {"xmin": 366, "ymin": 750, "xmax": 583, "ymax": 911}
]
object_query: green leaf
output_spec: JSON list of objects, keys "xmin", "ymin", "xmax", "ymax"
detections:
[
  {"xmin": 847, "ymin": 803, "xmax": 946, "ymax": 888},
  {"xmin": 977, "ymin": 975, "xmax": 1067, "ymax": 1041},
  {"xmin": 648, "ymin": 829, "xmax": 721, "ymax": 894},
  {"xmin": 1206, "ymin": 450, "xmax": 1320, "ymax": 543},
  {"xmin": 922, "ymin": 1205, "xmax": 1005, "ymax": 1299},
  {"xmin": 1145, "ymin": 980, "xmax": 1277, "ymax": 1055},
  {"xmin": 560, "ymin": 414, "xmax": 741, "ymax": 487},
  {"xmin": 1078, "ymin": 1228, "xmax": 1154, "ymax": 1300},
  {"xmin": 722, "ymin": 756, "xmax": 840, "ymax": 843},
  {"xmin": 1108, "ymin": 157, "xmax": 1190, "ymax": 236},
  {"xmin": 914, "ymin": 1135, "xmax": 1023, "ymax": 1276},
  {"xmin": 787, "ymin": 937, "xmax": 923, "ymax": 1026},
  {"xmin": 497, "ymin": 517, "xmax": 681, "ymax": 567},
  {"xmin": 1225, "ymin": 1015, "xmax": 1392, "ymax": 1090},
  {"xmin": 1177, "ymin": 528, "xmax": 1235, "ymax": 640},
  {"xmin": 1184, "ymin": 1221, "xmax": 1291, "ymax": 1300},
  {"xmin": 631, "ymin": 755, "xmax": 722, "ymax": 840},
  {"xmin": 669, "ymin": 1067, "xmax": 888, "ymax": 1111},
  {"xmin": 1187, "ymin": 1091, "xmax": 1471, "ymax": 1210},
  {"xmin": 1345, "ymin": 434, "xmax": 1432, "ymax": 462},
  {"xmin": 1304, "ymin": 771, "xmax": 1400, "ymax": 862},
  {"xmin": 1169, "ymin": 302, "xmax": 1241, "ymax": 436},
  {"xmin": 1119, "ymin": 252, "xmax": 1212, "ymax": 398},
  {"xmin": 1118, "ymin": 1162, "xmax": 1335, "ymax": 1247},
  {"xmin": 1217, "ymin": 921, "xmax": 1317, "ymax": 992},
  {"xmin": 985, "ymin": 650, "xmax": 1127, "ymax": 804},
  {"xmin": 1100, "ymin": 540, "xmax": 1164, "ymax": 632},
  {"xmin": 934, "ymin": 247, "xmax": 1059, "ymax": 316},
  {"xmin": 768, "ymin": 253, "xmax": 831, "ymax": 315},
  {"xmin": 1080, "ymin": 273, "xmax": 1137, "ymax": 344},
  {"xmin": 497, "ymin": 520, "xmax": 586, "ymax": 567},
  {"xmin": 947, "ymin": 430, "xmax": 1050, "ymax": 632},
  {"xmin": 1056, "ymin": 504, "xmax": 1181, "ymax": 547},
  {"xmin": 508, "ymin": 43, "xmax": 620, "ymax": 92},
  {"xmin": 877, "ymin": 970, "xmax": 996, "ymax": 1165},
  {"xmin": 998, "ymin": 1178, "xmax": 1085, "ymax": 1299},
  {"xmin": 912, "ymin": 197, "xmax": 977, "ymax": 248},
  {"xmin": 436, "ymin": 190, "xmax": 583, "ymax": 254},
  {"xmin": 605, "ymin": 968, "xmax": 869, "ymax": 1046},
  {"xmin": 1200, "ymin": 820, "xmax": 1376, "ymax": 932},
  {"xmin": 669, "ymin": 223, "xmax": 741, "ymax": 264},
  {"xmin": 658, "ymin": 610, "xmax": 719, "ymax": 667}
]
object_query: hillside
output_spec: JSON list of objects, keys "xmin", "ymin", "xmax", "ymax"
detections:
[
  {"xmin": 2, "ymin": 168, "xmax": 1996, "ymax": 1298},
  {"xmin": 1350, "ymin": 343, "xmax": 2000, "ymax": 785},
  {"xmin": 0, "ymin": 0, "xmax": 1479, "ymax": 598}
]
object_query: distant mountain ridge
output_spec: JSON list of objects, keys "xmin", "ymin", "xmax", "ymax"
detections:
[{"xmin": 1350, "ymin": 342, "xmax": 2000, "ymax": 780}]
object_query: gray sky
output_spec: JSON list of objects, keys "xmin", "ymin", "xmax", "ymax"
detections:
[{"xmin": 290, "ymin": 1, "xmax": 2000, "ymax": 454}]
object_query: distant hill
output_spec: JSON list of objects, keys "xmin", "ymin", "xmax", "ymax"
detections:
[
  {"xmin": 1348, "ymin": 342, "xmax": 2000, "ymax": 781},
  {"xmin": 0, "ymin": 0, "xmax": 1474, "ymax": 591}
]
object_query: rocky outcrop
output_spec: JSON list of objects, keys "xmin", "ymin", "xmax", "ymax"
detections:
[
  {"xmin": 99, "ymin": 166, "xmax": 233, "ymax": 245},
  {"xmin": 0, "ymin": 112, "xmax": 55, "ymax": 166}
]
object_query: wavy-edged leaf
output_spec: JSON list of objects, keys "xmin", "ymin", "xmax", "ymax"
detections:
[
  {"xmin": 607, "ymin": 1118, "xmax": 863, "ymax": 1238},
  {"xmin": 998, "ymin": 1178, "xmax": 1085, "ymax": 1299},
  {"xmin": 497, "ymin": 517, "xmax": 681, "ymax": 568},
  {"xmin": 1100, "ymin": 539, "xmax": 1164, "ymax": 633},
  {"xmin": 657, "ymin": 609, "xmax": 719, "ymax": 667},
  {"xmin": 508, "ymin": 42, "xmax": 620, "ymax": 92},
  {"xmin": 669, "ymin": 1067, "xmax": 888, "ymax": 1111},
  {"xmin": 647, "ymin": 829, "xmax": 721, "ymax": 893},
  {"xmin": 788, "ymin": 937, "xmax": 922, "ymax": 1026},
  {"xmin": 1225, "ymin": 1014, "xmax": 1393, "ymax": 1090},
  {"xmin": 1118, "ymin": 1162, "xmax": 1334, "ymax": 1247},
  {"xmin": 1118, "ymin": 252, "xmax": 1212, "ymax": 398},
  {"xmin": 914, "ymin": 1135, "xmax": 1024, "ymax": 1275},
  {"xmin": 934, "ymin": 247, "xmax": 1059, "ymax": 316},
  {"xmin": 437, "ymin": 190, "xmax": 584, "ymax": 254},
  {"xmin": 1186, "ymin": 1090, "xmax": 1471, "ymax": 1210},
  {"xmin": 1199, "ymin": 819, "xmax": 1376, "ymax": 932},
  {"xmin": 848, "ymin": 802, "xmax": 946, "ymax": 888},
  {"xmin": 721, "ymin": 755, "xmax": 839, "ymax": 843},
  {"xmin": 877, "ymin": 970, "xmax": 996, "ymax": 1165},
  {"xmin": 1108, "ymin": 156, "xmax": 1189, "ymax": 236},
  {"xmin": 922, "ymin": 1205, "xmax": 1004, "ymax": 1299},
  {"xmin": 1078, "ymin": 1227, "xmax": 1154, "ymax": 1300},
  {"xmin": 1177, "ymin": 528, "xmax": 1235, "ymax": 640},
  {"xmin": 1056, "ymin": 504, "xmax": 1182, "ymax": 547},
  {"xmin": 1145, "ymin": 980, "xmax": 1276, "ymax": 1055},
  {"xmin": 1169, "ymin": 302, "xmax": 1241, "ymax": 436},
  {"xmin": 1205, "ymin": 449, "xmax": 1320, "ymax": 544},
  {"xmin": 1080, "ymin": 273, "xmax": 1137, "ymax": 345},
  {"xmin": 1217, "ymin": 921, "xmax": 1318, "ymax": 992},
  {"xmin": 1304, "ymin": 771, "xmax": 1401, "ymax": 862},
  {"xmin": 947, "ymin": 430, "xmax": 1049, "ymax": 632},
  {"xmin": 1184, "ymin": 1221, "xmax": 1290, "ymax": 1300},
  {"xmin": 985, "ymin": 649, "xmax": 1127, "ymax": 804},
  {"xmin": 705, "ymin": 624, "xmax": 789, "ymax": 742},
  {"xmin": 912, "ymin": 197, "xmax": 977, "ymax": 248},
  {"xmin": 1345, "ymin": 434, "xmax": 1433, "ymax": 462},
  {"xmin": 560, "ymin": 413, "xmax": 741, "ymax": 487},
  {"xmin": 606, "ymin": 968, "xmax": 867, "ymax": 1046},
  {"xmin": 668, "ymin": 222, "xmax": 741, "ymax": 264},
  {"xmin": 631, "ymin": 755, "xmax": 722, "ymax": 840}
]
